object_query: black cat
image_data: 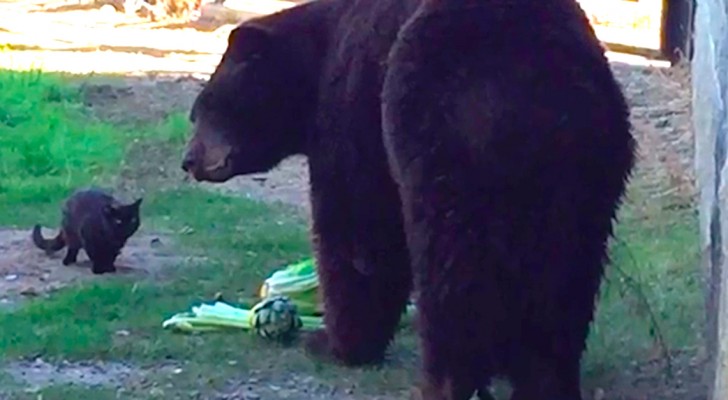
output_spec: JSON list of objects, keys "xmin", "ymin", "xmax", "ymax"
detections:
[{"xmin": 32, "ymin": 188, "xmax": 143, "ymax": 274}]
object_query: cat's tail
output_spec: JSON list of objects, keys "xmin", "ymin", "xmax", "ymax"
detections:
[{"xmin": 31, "ymin": 224, "xmax": 66, "ymax": 254}]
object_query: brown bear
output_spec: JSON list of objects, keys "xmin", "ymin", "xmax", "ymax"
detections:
[
  {"xmin": 182, "ymin": 0, "xmax": 419, "ymax": 367},
  {"xmin": 181, "ymin": 0, "xmax": 636, "ymax": 399}
]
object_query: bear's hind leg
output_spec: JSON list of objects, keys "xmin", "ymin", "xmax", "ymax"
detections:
[
  {"xmin": 305, "ymin": 235, "xmax": 412, "ymax": 365},
  {"xmin": 509, "ymin": 354, "xmax": 582, "ymax": 400},
  {"xmin": 303, "ymin": 182, "xmax": 413, "ymax": 367},
  {"xmin": 415, "ymin": 282, "xmax": 498, "ymax": 400},
  {"xmin": 412, "ymin": 377, "xmax": 484, "ymax": 400}
]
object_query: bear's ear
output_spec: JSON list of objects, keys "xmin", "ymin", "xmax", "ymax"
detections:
[{"xmin": 225, "ymin": 23, "xmax": 277, "ymax": 63}]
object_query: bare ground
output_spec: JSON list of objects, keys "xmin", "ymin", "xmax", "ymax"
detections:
[
  {"xmin": 4, "ymin": 357, "xmax": 404, "ymax": 399},
  {"xmin": 0, "ymin": 1, "xmax": 704, "ymax": 399},
  {"xmin": 0, "ymin": 228, "xmax": 197, "ymax": 311},
  {"xmin": 5, "ymin": 358, "xmax": 152, "ymax": 389}
]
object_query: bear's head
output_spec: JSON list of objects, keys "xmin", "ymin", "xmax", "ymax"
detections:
[{"xmin": 181, "ymin": 21, "xmax": 316, "ymax": 182}]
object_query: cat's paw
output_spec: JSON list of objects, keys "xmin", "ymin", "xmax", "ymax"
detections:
[{"xmin": 91, "ymin": 265, "xmax": 117, "ymax": 275}]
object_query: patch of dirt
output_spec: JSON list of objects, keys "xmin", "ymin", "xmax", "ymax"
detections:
[
  {"xmin": 1, "ymin": 357, "xmax": 189, "ymax": 397},
  {"xmin": 0, "ymin": 228, "xmax": 189, "ymax": 308},
  {"xmin": 586, "ymin": 350, "xmax": 708, "ymax": 400},
  {"xmin": 81, "ymin": 74, "xmax": 205, "ymax": 126},
  {"xmin": 214, "ymin": 372, "xmax": 407, "ymax": 400},
  {"xmin": 1, "ymin": 358, "xmax": 403, "ymax": 399},
  {"xmin": 611, "ymin": 61, "xmax": 695, "ymax": 209},
  {"xmin": 4, "ymin": 358, "xmax": 141, "ymax": 389},
  {"xmin": 202, "ymin": 156, "xmax": 312, "ymax": 217}
]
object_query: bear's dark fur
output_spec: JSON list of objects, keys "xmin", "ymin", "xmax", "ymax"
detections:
[
  {"xmin": 181, "ymin": 0, "xmax": 636, "ymax": 398},
  {"xmin": 383, "ymin": 1, "xmax": 635, "ymax": 398}
]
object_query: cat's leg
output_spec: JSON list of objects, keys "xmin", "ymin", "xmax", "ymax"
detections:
[
  {"xmin": 85, "ymin": 242, "xmax": 118, "ymax": 274},
  {"xmin": 90, "ymin": 257, "xmax": 117, "ymax": 274},
  {"xmin": 62, "ymin": 246, "xmax": 80, "ymax": 266},
  {"xmin": 62, "ymin": 231, "xmax": 82, "ymax": 266}
]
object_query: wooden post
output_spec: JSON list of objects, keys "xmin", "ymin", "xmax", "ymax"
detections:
[
  {"xmin": 693, "ymin": 0, "xmax": 728, "ymax": 397},
  {"xmin": 661, "ymin": 0, "xmax": 696, "ymax": 63},
  {"xmin": 711, "ymin": 183, "xmax": 728, "ymax": 400},
  {"xmin": 711, "ymin": 253, "xmax": 728, "ymax": 399}
]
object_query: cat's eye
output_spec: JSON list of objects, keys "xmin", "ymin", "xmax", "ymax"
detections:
[{"xmin": 115, "ymin": 218, "xmax": 123, "ymax": 225}]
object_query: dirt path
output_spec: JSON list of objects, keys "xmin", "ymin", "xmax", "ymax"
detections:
[
  {"xmin": 0, "ymin": 1, "xmax": 703, "ymax": 399},
  {"xmin": 0, "ymin": 228, "xmax": 200, "ymax": 311}
]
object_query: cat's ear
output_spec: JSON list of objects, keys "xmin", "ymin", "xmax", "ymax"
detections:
[{"xmin": 121, "ymin": 198, "xmax": 142, "ymax": 210}]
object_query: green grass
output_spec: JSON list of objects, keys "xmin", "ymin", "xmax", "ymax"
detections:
[
  {"xmin": 0, "ymin": 68, "xmax": 703, "ymax": 398},
  {"xmin": 0, "ymin": 69, "xmax": 125, "ymax": 213},
  {"xmin": 0, "ymin": 384, "xmax": 120, "ymax": 400},
  {"xmin": 0, "ymin": 189, "xmax": 310, "ymax": 359},
  {"xmin": 586, "ymin": 205, "xmax": 701, "ymax": 376}
]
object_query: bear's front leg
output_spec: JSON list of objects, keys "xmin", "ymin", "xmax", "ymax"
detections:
[{"xmin": 304, "ymin": 191, "xmax": 412, "ymax": 366}]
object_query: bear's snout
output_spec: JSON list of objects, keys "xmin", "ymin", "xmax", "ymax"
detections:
[{"xmin": 181, "ymin": 141, "xmax": 203, "ymax": 173}]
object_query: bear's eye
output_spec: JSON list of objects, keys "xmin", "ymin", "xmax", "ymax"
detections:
[{"xmin": 114, "ymin": 218, "xmax": 123, "ymax": 225}]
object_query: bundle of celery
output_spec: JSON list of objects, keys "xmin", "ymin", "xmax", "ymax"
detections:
[
  {"xmin": 163, "ymin": 295, "xmax": 322, "ymax": 342},
  {"xmin": 258, "ymin": 258, "xmax": 321, "ymax": 315},
  {"xmin": 163, "ymin": 258, "xmax": 418, "ymax": 341}
]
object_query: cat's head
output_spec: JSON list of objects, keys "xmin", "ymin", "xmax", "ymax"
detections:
[{"xmin": 104, "ymin": 198, "xmax": 143, "ymax": 239}]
